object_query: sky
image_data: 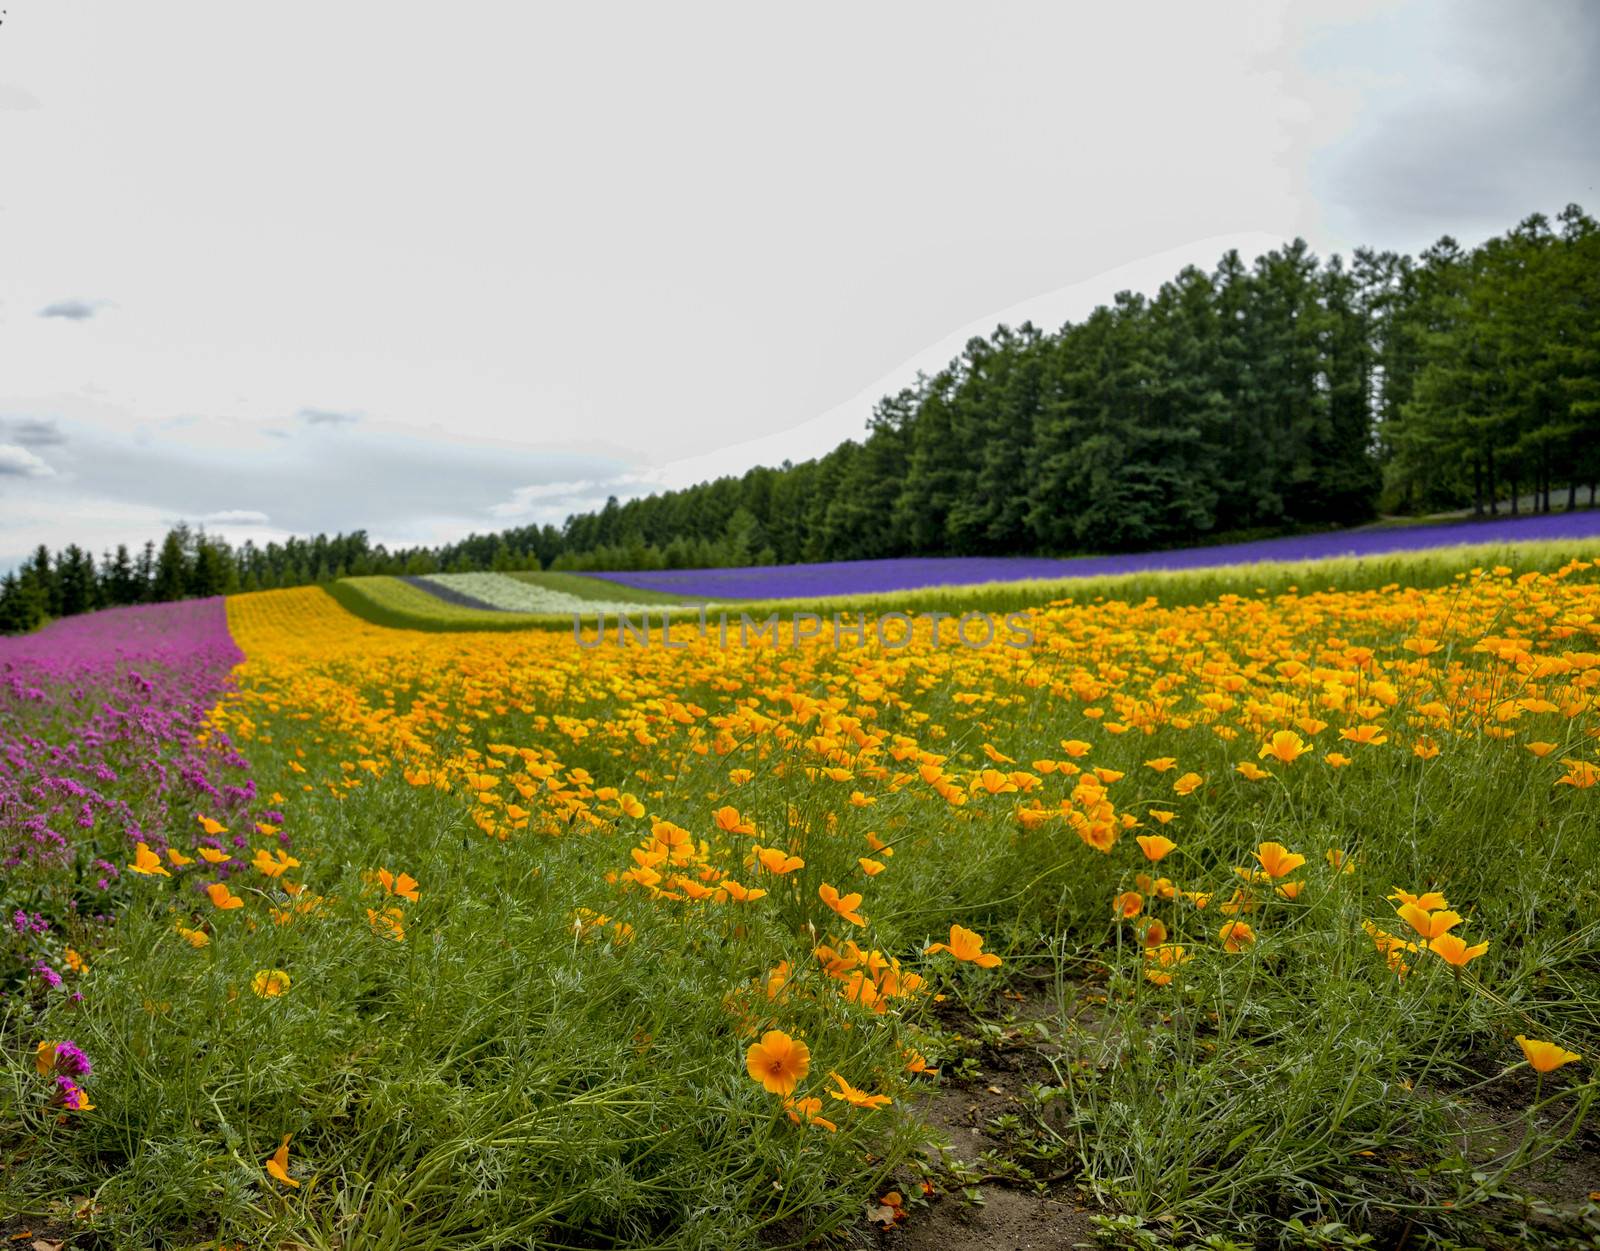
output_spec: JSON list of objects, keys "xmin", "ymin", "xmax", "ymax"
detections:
[{"xmin": 2, "ymin": 1, "xmax": 1597, "ymax": 571}]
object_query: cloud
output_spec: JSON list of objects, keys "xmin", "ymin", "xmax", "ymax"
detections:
[
  {"xmin": 0, "ymin": 444, "xmax": 56, "ymax": 477},
  {"xmin": 3, "ymin": 418, "xmax": 67, "ymax": 447},
  {"xmin": 299, "ymin": 407, "xmax": 360, "ymax": 426},
  {"xmin": 200, "ymin": 509, "xmax": 270, "ymax": 525},
  {"xmin": 489, "ymin": 474, "xmax": 663, "ymax": 523},
  {"xmin": 39, "ymin": 299, "xmax": 104, "ymax": 321}
]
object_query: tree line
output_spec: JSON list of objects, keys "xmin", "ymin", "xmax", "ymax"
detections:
[{"xmin": 3, "ymin": 202, "xmax": 1596, "ymax": 633}]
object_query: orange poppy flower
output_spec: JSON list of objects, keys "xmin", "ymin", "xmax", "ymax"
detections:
[{"xmin": 746, "ymin": 1029, "xmax": 810, "ymax": 1095}]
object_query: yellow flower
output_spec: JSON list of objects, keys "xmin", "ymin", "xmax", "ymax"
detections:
[
  {"xmin": 1259, "ymin": 730, "xmax": 1309, "ymax": 764},
  {"xmin": 819, "ymin": 883, "xmax": 866, "ymax": 927},
  {"xmin": 926, "ymin": 924, "xmax": 1002, "ymax": 967},
  {"xmin": 127, "ymin": 841, "xmax": 171, "ymax": 878},
  {"xmin": 713, "ymin": 805, "xmax": 755, "ymax": 835},
  {"xmin": 827, "ymin": 1071, "xmax": 892, "ymax": 1110},
  {"xmin": 265, "ymin": 1133, "xmax": 300, "ymax": 1188},
  {"xmin": 1426, "ymin": 933, "xmax": 1489, "ymax": 967},
  {"xmin": 755, "ymin": 846, "xmax": 805, "ymax": 875},
  {"xmin": 783, "ymin": 1094, "xmax": 837, "ymax": 1131},
  {"xmin": 1136, "ymin": 834, "xmax": 1177, "ymax": 861},
  {"xmin": 251, "ymin": 969, "xmax": 292, "ymax": 997},
  {"xmin": 746, "ymin": 1029, "xmax": 810, "ymax": 1095},
  {"xmin": 175, "ymin": 924, "xmax": 211, "ymax": 948},
  {"xmin": 1218, "ymin": 920, "xmax": 1257, "ymax": 953},
  {"xmin": 377, "ymin": 868, "xmax": 420, "ymax": 902},
  {"xmin": 1396, "ymin": 904, "xmax": 1462, "ymax": 941},
  {"xmin": 1515, "ymin": 1035, "xmax": 1581, "ymax": 1073},
  {"xmin": 367, "ymin": 906, "xmax": 406, "ymax": 942},
  {"xmin": 1235, "ymin": 762, "xmax": 1270, "ymax": 781},
  {"xmin": 1253, "ymin": 842, "xmax": 1305, "ymax": 880},
  {"xmin": 1172, "ymin": 772, "xmax": 1203, "ymax": 796}
]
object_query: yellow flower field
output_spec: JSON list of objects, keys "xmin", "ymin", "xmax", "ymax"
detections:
[{"xmin": 7, "ymin": 558, "xmax": 1599, "ymax": 1248}]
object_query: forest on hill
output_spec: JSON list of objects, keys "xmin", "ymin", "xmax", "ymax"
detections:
[{"xmin": 3, "ymin": 203, "xmax": 1597, "ymax": 631}]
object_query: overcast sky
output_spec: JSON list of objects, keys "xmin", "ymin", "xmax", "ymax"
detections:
[{"xmin": 2, "ymin": 1, "xmax": 1596, "ymax": 570}]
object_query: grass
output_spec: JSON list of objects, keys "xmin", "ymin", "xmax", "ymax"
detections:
[{"xmin": 3, "ymin": 553, "xmax": 1599, "ymax": 1248}]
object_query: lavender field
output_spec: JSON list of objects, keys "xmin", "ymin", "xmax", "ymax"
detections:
[
  {"xmin": 0, "ymin": 599, "xmax": 266, "ymax": 999},
  {"xmin": 595, "ymin": 511, "xmax": 1600, "ymax": 599}
]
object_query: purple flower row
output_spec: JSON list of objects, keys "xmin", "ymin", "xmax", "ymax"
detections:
[
  {"xmin": 595, "ymin": 511, "xmax": 1600, "ymax": 600},
  {"xmin": 0, "ymin": 599, "xmax": 260, "ymax": 996}
]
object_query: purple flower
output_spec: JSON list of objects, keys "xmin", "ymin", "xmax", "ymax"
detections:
[
  {"xmin": 591, "ymin": 511, "xmax": 1600, "ymax": 598},
  {"xmin": 54, "ymin": 1075, "xmax": 92, "ymax": 1111},
  {"xmin": 51, "ymin": 1039, "xmax": 92, "ymax": 1077}
]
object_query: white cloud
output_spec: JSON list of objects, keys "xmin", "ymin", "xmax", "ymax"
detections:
[
  {"xmin": 200, "ymin": 509, "xmax": 271, "ymax": 525},
  {"xmin": 0, "ymin": 444, "xmax": 56, "ymax": 477},
  {"xmin": 489, "ymin": 474, "xmax": 664, "ymax": 522}
]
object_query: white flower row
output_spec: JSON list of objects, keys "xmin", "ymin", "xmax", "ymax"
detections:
[{"xmin": 418, "ymin": 572, "xmax": 671, "ymax": 616}]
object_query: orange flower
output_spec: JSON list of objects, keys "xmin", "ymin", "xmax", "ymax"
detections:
[
  {"xmin": 1172, "ymin": 772, "xmax": 1203, "ymax": 796},
  {"xmin": 718, "ymin": 878, "xmax": 768, "ymax": 903},
  {"xmin": 378, "ymin": 868, "xmax": 420, "ymax": 902},
  {"xmin": 783, "ymin": 1094, "xmax": 837, "ymax": 1131},
  {"xmin": 206, "ymin": 882, "xmax": 244, "ymax": 910},
  {"xmin": 1144, "ymin": 943, "xmax": 1192, "ymax": 984},
  {"xmin": 198, "ymin": 846, "xmax": 231, "ymax": 863},
  {"xmin": 1259, "ymin": 730, "xmax": 1310, "ymax": 764},
  {"xmin": 746, "ymin": 1029, "xmax": 810, "ymax": 1095},
  {"xmin": 1515, "ymin": 1035, "xmax": 1581, "ymax": 1073},
  {"xmin": 1396, "ymin": 904, "xmax": 1462, "ymax": 941},
  {"xmin": 1556, "ymin": 760, "xmax": 1600, "ymax": 789},
  {"xmin": 265, "ymin": 1133, "xmax": 300, "ymax": 1188},
  {"xmin": 819, "ymin": 883, "xmax": 866, "ymax": 927},
  {"xmin": 756, "ymin": 846, "xmax": 805, "ymax": 875},
  {"xmin": 1426, "ymin": 932, "xmax": 1488, "ymax": 967},
  {"xmin": 127, "ymin": 841, "xmax": 171, "ymax": 878},
  {"xmin": 1112, "ymin": 891, "xmax": 1143, "ymax": 919},
  {"xmin": 926, "ymin": 924, "xmax": 1001, "ymax": 967},
  {"xmin": 858, "ymin": 857, "xmax": 887, "ymax": 876},
  {"xmin": 1235, "ymin": 762, "xmax": 1270, "ymax": 781},
  {"xmin": 166, "ymin": 847, "xmax": 195, "ymax": 867},
  {"xmin": 1136, "ymin": 834, "xmax": 1177, "ymax": 861},
  {"xmin": 827, "ymin": 1071, "xmax": 892, "ymax": 1110},
  {"xmin": 1147, "ymin": 809, "xmax": 1177, "ymax": 825},
  {"xmin": 1388, "ymin": 887, "xmax": 1449, "ymax": 912},
  {"xmin": 1144, "ymin": 757, "xmax": 1178, "ymax": 773},
  {"xmin": 714, "ymin": 805, "xmax": 755, "ymax": 835},
  {"xmin": 1253, "ymin": 842, "xmax": 1305, "ymax": 880},
  {"xmin": 1218, "ymin": 920, "xmax": 1257, "ymax": 953}
]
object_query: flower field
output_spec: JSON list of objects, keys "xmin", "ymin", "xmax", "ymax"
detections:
[
  {"xmin": 413, "ymin": 572, "xmax": 684, "ymax": 615},
  {"xmin": 3, "ymin": 556, "xmax": 1600, "ymax": 1248},
  {"xmin": 599, "ymin": 509, "xmax": 1600, "ymax": 599}
]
